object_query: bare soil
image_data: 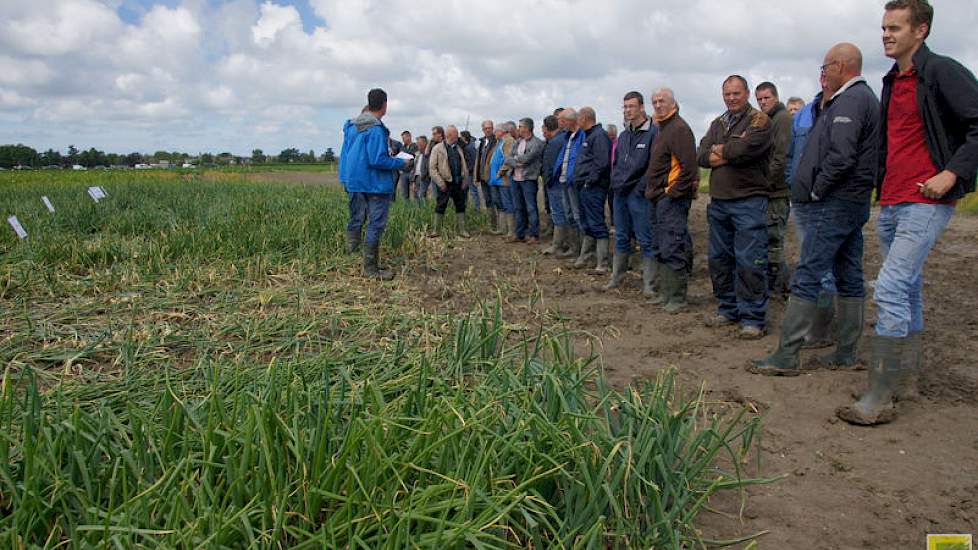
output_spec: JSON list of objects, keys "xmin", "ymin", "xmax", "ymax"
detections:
[{"xmin": 407, "ymin": 199, "xmax": 978, "ymax": 549}]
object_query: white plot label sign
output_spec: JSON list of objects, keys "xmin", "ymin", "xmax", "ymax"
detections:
[
  {"xmin": 7, "ymin": 216, "xmax": 27, "ymax": 239},
  {"xmin": 87, "ymin": 186, "xmax": 107, "ymax": 202},
  {"xmin": 42, "ymin": 196, "xmax": 55, "ymax": 213}
]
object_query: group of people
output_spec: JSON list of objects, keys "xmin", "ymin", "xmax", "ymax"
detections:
[{"xmin": 339, "ymin": 0, "xmax": 977, "ymax": 426}]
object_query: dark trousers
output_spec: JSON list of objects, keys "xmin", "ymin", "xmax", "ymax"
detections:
[
  {"xmin": 652, "ymin": 195, "xmax": 693, "ymax": 273},
  {"xmin": 435, "ymin": 181, "xmax": 467, "ymax": 215},
  {"xmin": 707, "ymin": 196, "xmax": 769, "ymax": 327},
  {"xmin": 791, "ymin": 199, "xmax": 870, "ymax": 302},
  {"xmin": 513, "ymin": 179, "xmax": 540, "ymax": 238},
  {"xmin": 579, "ymin": 185, "xmax": 609, "ymax": 239},
  {"xmin": 347, "ymin": 192, "xmax": 392, "ymax": 246},
  {"xmin": 612, "ymin": 185, "xmax": 655, "ymax": 257}
]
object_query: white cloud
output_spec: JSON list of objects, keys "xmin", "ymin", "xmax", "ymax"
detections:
[{"xmin": 0, "ymin": 0, "xmax": 975, "ymax": 155}]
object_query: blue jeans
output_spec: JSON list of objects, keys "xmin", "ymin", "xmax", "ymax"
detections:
[
  {"xmin": 465, "ymin": 175, "xmax": 481, "ymax": 210},
  {"xmin": 874, "ymin": 203, "xmax": 954, "ymax": 338},
  {"xmin": 513, "ymin": 179, "xmax": 540, "ymax": 238},
  {"xmin": 397, "ymin": 173, "xmax": 412, "ymax": 201},
  {"xmin": 612, "ymin": 185, "xmax": 654, "ymax": 257},
  {"xmin": 790, "ymin": 199, "xmax": 870, "ymax": 302},
  {"xmin": 562, "ymin": 184, "xmax": 582, "ymax": 231},
  {"xmin": 489, "ymin": 185, "xmax": 513, "ymax": 213},
  {"xmin": 792, "ymin": 204, "xmax": 837, "ymax": 294},
  {"xmin": 546, "ymin": 185, "xmax": 569, "ymax": 226},
  {"xmin": 347, "ymin": 192, "xmax": 392, "ymax": 246},
  {"xmin": 707, "ymin": 196, "xmax": 769, "ymax": 327},
  {"xmin": 579, "ymin": 185, "xmax": 609, "ymax": 239},
  {"xmin": 652, "ymin": 196, "xmax": 693, "ymax": 272}
]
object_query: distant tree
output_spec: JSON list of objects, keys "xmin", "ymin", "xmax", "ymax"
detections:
[
  {"xmin": 307, "ymin": 149, "xmax": 317, "ymax": 162},
  {"xmin": 39, "ymin": 149, "xmax": 62, "ymax": 166},
  {"xmin": 0, "ymin": 144, "xmax": 39, "ymax": 168},
  {"xmin": 251, "ymin": 148, "xmax": 265, "ymax": 163},
  {"xmin": 277, "ymin": 147, "xmax": 301, "ymax": 163},
  {"xmin": 125, "ymin": 152, "xmax": 144, "ymax": 166},
  {"xmin": 324, "ymin": 148, "xmax": 335, "ymax": 163},
  {"xmin": 67, "ymin": 145, "xmax": 79, "ymax": 165},
  {"xmin": 216, "ymin": 152, "xmax": 233, "ymax": 165},
  {"xmin": 200, "ymin": 153, "xmax": 215, "ymax": 165},
  {"xmin": 106, "ymin": 153, "xmax": 122, "ymax": 166}
]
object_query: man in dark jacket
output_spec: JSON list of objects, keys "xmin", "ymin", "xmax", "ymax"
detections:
[
  {"xmin": 751, "ymin": 43, "xmax": 880, "ymax": 377},
  {"xmin": 645, "ymin": 88, "xmax": 699, "ymax": 313},
  {"xmin": 541, "ymin": 115, "xmax": 571, "ymax": 255},
  {"xmin": 604, "ymin": 91, "xmax": 657, "ymax": 292},
  {"xmin": 838, "ymin": 0, "xmax": 978, "ymax": 426},
  {"xmin": 697, "ymin": 75, "xmax": 774, "ymax": 339},
  {"xmin": 755, "ymin": 82, "xmax": 793, "ymax": 299},
  {"xmin": 475, "ymin": 121, "xmax": 496, "ymax": 213},
  {"xmin": 397, "ymin": 131, "xmax": 418, "ymax": 202},
  {"xmin": 572, "ymin": 107, "xmax": 613, "ymax": 273}
]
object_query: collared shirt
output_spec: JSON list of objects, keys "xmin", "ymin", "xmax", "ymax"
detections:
[
  {"xmin": 722, "ymin": 109, "xmax": 746, "ymax": 132},
  {"xmin": 514, "ymin": 138, "xmax": 527, "ymax": 181},
  {"xmin": 446, "ymin": 142, "xmax": 463, "ymax": 183},
  {"xmin": 559, "ymin": 129, "xmax": 579, "ymax": 183},
  {"xmin": 880, "ymin": 68, "xmax": 948, "ymax": 206}
]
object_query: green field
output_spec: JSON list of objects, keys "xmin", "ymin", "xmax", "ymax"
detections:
[{"xmin": 1, "ymin": 171, "xmax": 771, "ymax": 548}]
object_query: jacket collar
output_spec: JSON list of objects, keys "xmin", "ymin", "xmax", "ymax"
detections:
[
  {"xmin": 829, "ymin": 76, "xmax": 867, "ymax": 101},
  {"xmin": 628, "ymin": 116, "xmax": 653, "ymax": 132},
  {"xmin": 884, "ymin": 42, "xmax": 932, "ymax": 82}
]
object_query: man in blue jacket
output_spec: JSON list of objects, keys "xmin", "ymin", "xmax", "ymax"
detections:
[
  {"xmin": 553, "ymin": 108, "xmax": 585, "ymax": 259},
  {"xmin": 605, "ymin": 91, "xmax": 657, "ymax": 291},
  {"xmin": 340, "ymin": 88, "xmax": 410, "ymax": 280},
  {"xmin": 750, "ymin": 43, "xmax": 880, "ymax": 376},
  {"xmin": 541, "ymin": 115, "xmax": 570, "ymax": 255},
  {"xmin": 572, "ymin": 106, "xmax": 613, "ymax": 273}
]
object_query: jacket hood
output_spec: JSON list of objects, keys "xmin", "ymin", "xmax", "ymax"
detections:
[{"xmin": 354, "ymin": 112, "xmax": 381, "ymax": 133}]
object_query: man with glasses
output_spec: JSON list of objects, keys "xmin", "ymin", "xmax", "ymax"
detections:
[
  {"xmin": 604, "ymin": 91, "xmax": 658, "ymax": 293},
  {"xmin": 750, "ymin": 43, "xmax": 880, "ymax": 378}
]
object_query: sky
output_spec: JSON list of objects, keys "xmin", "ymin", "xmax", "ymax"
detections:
[{"xmin": 1, "ymin": 0, "xmax": 976, "ymax": 157}]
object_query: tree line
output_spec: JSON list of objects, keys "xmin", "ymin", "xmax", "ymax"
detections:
[{"xmin": 0, "ymin": 144, "xmax": 337, "ymax": 169}]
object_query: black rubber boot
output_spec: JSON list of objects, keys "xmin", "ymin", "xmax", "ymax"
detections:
[
  {"xmin": 643, "ymin": 258, "xmax": 662, "ymax": 302},
  {"xmin": 811, "ymin": 297, "xmax": 864, "ymax": 370},
  {"xmin": 602, "ymin": 251, "xmax": 629, "ymax": 290},
  {"xmin": 346, "ymin": 230, "xmax": 362, "ymax": 255},
  {"xmin": 747, "ymin": 296, "xmax": 818, "ymax": 376},
  {"xmin": 837, "ymin": 335, "xmax": 904, "ymax": 425},
  {"xmin": 802, "ymin": 291, "xmax": 835, "ymax": 349},
  {"xmin": 646, "ymin": 263, "xmax": 668, "ymax": 305},
  {"xmin": 362, "ymin": 243, "xmax": 393, "ymax": 281},
  {"xmin": 662, "ymin": 267, "xmax": 689, "ymax": 314},
  {"xmin": 896, "ymin": 331, "xmax": 923, "ymax": 401}
]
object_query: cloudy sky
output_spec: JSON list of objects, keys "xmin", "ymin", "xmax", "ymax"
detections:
[{"xmin": 1, "ymin": 0, "xmax": 976, "ymax": 156}]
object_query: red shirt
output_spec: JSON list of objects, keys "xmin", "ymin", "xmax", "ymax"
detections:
[{"xmin": 880, "ymin": 69, "xmax": 951, "ymax": 205}]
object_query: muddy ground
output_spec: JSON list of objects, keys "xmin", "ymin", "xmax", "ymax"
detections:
[{"xmin": 407, "ymin": 198, "xmax": 978, "ymax": 549}]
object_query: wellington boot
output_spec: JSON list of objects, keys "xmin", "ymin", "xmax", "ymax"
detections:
[
  {"xmin": 573, "ymin": 235, "xmax": 596, "ymax": 268},
  {"xmin": 594, "ymin": 238, "xmax": 610, "ymax": 274},
  {"xmin": 747, "ymin": 296, "xmax": 818, "ymax": 376},
  {"xmin": 837, "ymin": 335, "xmax": 904, "ymax": 425},
  {"xmin": 602, "ymin": 251, "xmax": 629, "ymax": 290}
]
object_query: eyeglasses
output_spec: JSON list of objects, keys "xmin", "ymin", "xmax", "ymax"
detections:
[{"xmin": 820, "ymin": 60, "xmax": 841, "ymax": 74}]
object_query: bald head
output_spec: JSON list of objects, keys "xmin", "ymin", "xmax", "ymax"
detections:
[
  {"xmin": 829, "ymin": 42, "xmax": 863, "ymax": 74},
  {"xmin": 822, "ymin": 42, "xmax": 864, "ymax": 96},
  {"xmin": 559, "ymin": 107, "xmax": 578, "ymax": 132}
]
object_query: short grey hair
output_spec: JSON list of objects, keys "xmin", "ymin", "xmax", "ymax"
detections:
[
  {"xmin": 578, "ymin": 107, "xmax": 596, "ymax": 123},
  {"xmin": 653, "ymin": 87, "xmax": 676, "ymax": 103},
  {"xmin": 518, "ymin": 117, "xmax": 534, "ymax": 132},
  {"xmin": 504, "ymin": 120, "xmax": 517, "ymax": 131},
  {"xmin": 606, "ymin": 124, "xmax": 618, "ymax": 133}
]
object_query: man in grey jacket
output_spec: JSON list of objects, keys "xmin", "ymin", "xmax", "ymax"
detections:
[{"xmin": 504, "ymin": 117, "xmax": 546, "ymax": 244}]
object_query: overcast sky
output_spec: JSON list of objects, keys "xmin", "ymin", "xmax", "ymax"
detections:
[{"xmin": 1, "ymin": 0, "xmax": 976, "ymax": 156}]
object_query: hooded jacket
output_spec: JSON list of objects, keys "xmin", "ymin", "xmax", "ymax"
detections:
[
  {"xmin": 791, "ymin": 77, "xmax": 880, "ymax": 204},
  {"xmin": 644, "ymin": 109, "xmax": 698, "ymax": 202},
  {"xmin": 572, "ymin": 123, "xmax": 612, "ymax": 189},
  {"xmin": 542, "ymin": 130, "xmax": 569, "ymax": 187},
  {"xmin": 339, "ymin": 112, "xmax": 406, "ymax": 194},
  {"xmin": 610, "ymin": 116, "xmax": 657, "ymax": 195},
  {"xmin": 878, "ymin": 43, "xmax": 978, "ymax": 201}
]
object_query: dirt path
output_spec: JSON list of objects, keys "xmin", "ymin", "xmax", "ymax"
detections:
[{"xmin": 408, "ymin": 200, "xmax": 978, "ymax": 549}]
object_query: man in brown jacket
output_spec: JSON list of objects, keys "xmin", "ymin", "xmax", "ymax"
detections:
[
  {"xmin": 429, "ymin": 125, "xmax": 470, "ymax": 238},
  {"xmin": 645, "ymin": 88, "xmax": 699, "ymax": 313},
  {"xmin": 697, "ymin": 75, "xmax": 774, "ymax": 339},
  {"xmin": 755, "ymin": 81, "xmax": 794, "ymax": 299}
]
